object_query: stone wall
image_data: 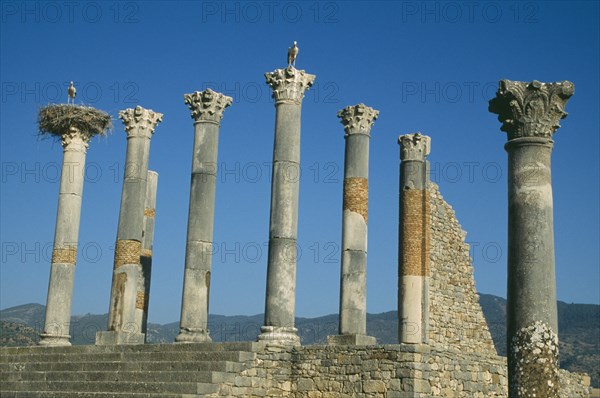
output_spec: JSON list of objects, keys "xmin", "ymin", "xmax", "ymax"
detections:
[
  {"xmin": 428, "ymin": 182, "xmax": 497, "ymax": 355},
  {"xmin": 201, "ymin": 181, "xmax": 591, "ymax": 397},
  {"xmin": 4, "ymin": 178, "xmax": 590, "ymax": 398},
  {"xmin": 205, "ymin": 344, "xmax": 590, "ymax": 397}
]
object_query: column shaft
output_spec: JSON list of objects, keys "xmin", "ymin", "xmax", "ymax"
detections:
[
  {"xmin": 177, "ymin": 122, "xmax": 219, "ymax": 342},
  {"xmin": 40, "ymin": 132, "xmax": 88, "ymax": 346},
  {"xmin": 398, "ymin": 133, "xmax": 430, "ymax": 345},
  {"xmin": 507, "ymin": 138, "xmax": 559, "ymax": 396},
  {"xmin": 339, "ymin": 133, "xmax": 369, "ymax": 335},
  {"xmin": 97, "ymin": 106, "xmax": 162, "ymax": 345},
  {"xmin": 259, "ymin": 66, "xmax": 315, "ymax": 344},
  {"xmin": 263, "ymin": 103, "xmax": 301, "ymax": 334},
  {"xmin": 489, "ymin": 79, "xmax": 573, "ymax": 397},
  {"xmin": 328, "ymin": 104, "xmax": 378, "ymax": 346},
  {"xmin": 135, "ymin": 170, "xmax": 158, "ymax": 339},
  {"xmin": 176, "ymin": 89, "xmax": 231, "ymax": 343}
]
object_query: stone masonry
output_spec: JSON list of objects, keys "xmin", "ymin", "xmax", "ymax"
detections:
[
  {"xmin": 398, "ymin": 133, "xmax": 431, "ymax": 345},
  {"xmin": 190, "ymin": 180, "xmax": 589, "ymax": 398},
  {"xmin": 97, "ymin": 106, "xmax": 163, "ymax": 346},
  {"xmin": 489, "ymin": 79, "xmax": 574, "ymax": 398},
  {"xmin": 39, "ymin": 128, "xmax": 91, "ymax": 347},
  {"xmin": 4, "ymin": 55, "xmax": 589, "ymax": 397},
  {"xmin": 329, "ymin": 103, "xmax": 379, "ymax": 346},
  {"xmin": 427, "ymin": 183, "xmax": 496, "ymax": 355},
  {"xmin": 1, "ymin": 147, "xmax": 590, "ymax": 398},
  {"xmin": 177, "ymin": 89, "xmax": 232, "ymax": 343},
  {"xmin": 260, "ymin": 66, "xmax": 316, "ymax": 345}
]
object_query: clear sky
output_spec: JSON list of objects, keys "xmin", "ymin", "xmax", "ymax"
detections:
[{"xmin": 1, "ymin": 1, "xmax": 598, "ymax": 324}]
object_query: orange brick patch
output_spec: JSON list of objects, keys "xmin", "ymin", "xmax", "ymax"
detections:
[{"xmin": 343, "ymin": 177, "xmax": 368, "ymax": 223}]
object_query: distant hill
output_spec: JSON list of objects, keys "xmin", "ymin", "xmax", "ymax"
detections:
[{"xmin": 1, "ymin": 295, "xmax": 598, "ymax": 387}]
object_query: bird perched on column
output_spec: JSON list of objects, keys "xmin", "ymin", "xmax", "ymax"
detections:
[
  {"xmin": 287, "ymin": 41, "xmax": 298, "ymax": 67},
  {"xmin": 67, "ymin": 81, "xmax": 76, "ymax": 105}
]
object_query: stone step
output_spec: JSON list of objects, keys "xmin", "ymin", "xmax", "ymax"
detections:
[
  {"xmin": 0, "ymin": 380, "xmax": 210, "ymax": 394},
  {"xmin": 0, "ymin": 350, "xmax": 255, "ymax": 364},
  {"xmin": 0, "ymin": 392, "xmax": 187, "ymax": 398},
  {"xmin": 0, "ymin": 341, "xmax": 258, "ymax": 356},
  {"xmin": 0, "ymin": 359, "xmax": 243, "ymax": 373},
  {"xmin": 3, "ymin": 369, "xmax": 238, "ymax": 383},
  {"xmin": 0, "ymin": 343, "xmax": 260, "ymax": 396}
]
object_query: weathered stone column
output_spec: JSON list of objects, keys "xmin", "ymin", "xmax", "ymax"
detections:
[
  {"xmin": 258, "ymin": 66, "xmax": 315, "ymax": 344},
  {"xmin": 39, "ymin": 129, "xmax": 90, "ymax": 346},
  {"xmin": 489, "ymin": 80, "xmax": 573, "ymax": 398},
  {"xmin": 96, "ymin": 106, "xmax": 162, "ymax": 345},
  {"xmin": 176, "ymin": 89, "xmax": 232, "ymax": 343},
  {"xmin": 134, "ymin": 170, "xmax": 158, "ymax": 340},
  {"xmin": 397, "ymin": 133, "xmax": 431, "ymax": 344},
  {"xmin": 327, "ymin": 104, "xmax": 378, "ymax": 346}
]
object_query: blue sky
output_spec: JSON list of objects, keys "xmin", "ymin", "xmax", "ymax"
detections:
[{"xmin": 1, "ymin": 1, "xmax": 598, "ymax": 324}]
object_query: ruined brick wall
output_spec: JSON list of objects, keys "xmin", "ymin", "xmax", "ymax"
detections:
[
  {"xmin": 427, "ymin": 182, "xmax": 497, "ymax": 355},
  {"xmin": 200, "ymin": 181, "xmax": 591, "ymax": 398},
  {"xmin": 205, "ymin": 344, "xmax": 590, "ymax": 397}
]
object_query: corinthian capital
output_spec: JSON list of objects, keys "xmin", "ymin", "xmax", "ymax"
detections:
[
  {"xmin": 337, "ymin": 104, "xmax": 379, "ymax": 136},
  {"xmin": 119, "ymin": 106, "xmax": 163, "ymax": 137},
  {"xmin": 184, "ymin": 89, "xmax": 233, "ymax": 124},
  {"xmin": 398, "ymin": 133, "xmax": 431, "ymax": 161},
  {"xmin": 60, "ymin": 127, "xmax": 90, "ymax": 149},
  {"xmin": 489, "ymin": 80, "xmax": 574, "ymax": 140},
  {"xmin": 265, "ymin": 66, "xmax": 316, "ymax": 105}
]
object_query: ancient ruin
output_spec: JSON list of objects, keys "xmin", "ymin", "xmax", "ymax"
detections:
[
  {"xmin": 0, "ymin": 47, "xmax": 590, "ymax": 397},
  {"xmin": 398, "ymin": 132, "xmax": 431, "ymax": 345},
  {"xmin": 37, "ymin": 104, "xmax": 111, "ymax": 347},
  {"xmin": 489, "ymin": 80, "xmax": 575, "ymax": 398},
  {"xmin": 96, "ymin": 106, "xmax": 163, "ymax": 345},
  {"xmin": 136, "ymin": 170, "xmax": 158, "ymax": 339},
  {"xmin": 177, "ymin": 89, "xmax": 232, "ymax": 343},
  {"xmin": 259, "ymin": 65, "xmax": 315, "ymax": 345},
  {"xmin": 328, "ymin": 104, "xmax": 379, "ymax": 346}
]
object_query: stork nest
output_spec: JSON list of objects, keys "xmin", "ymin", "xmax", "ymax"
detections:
[{"xmin": 38, "ymin": 104, "xmax": 112, "ymax": 139}]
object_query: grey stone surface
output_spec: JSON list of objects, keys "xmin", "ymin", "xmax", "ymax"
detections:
[
  {"xmin": 427, "ymin": 182, "xmax": 497, "ymax": 354},
  {"xmin": 40, "ymin": 129, "xmax": 90, "ymax": 347},
  {"xmin": 1, "ymin": 342, "xmax": 590, "ymax": 397},
  {"xmin": 177, "ymin": 89, "xmax": 232, "ymax": 343},
  {"xmin": 135, "ymin": 170, "xmax": 158, "ymax": 339},
  {"xmin": 2, "ymin": 176, "xmax": 591, "ymax": 397},
  {"xmin": 330, "ymin": 104, "xmax": 378, "ymax": 345},
  {"xmin": 326, "ymin": 333, "xmax": 377, "ymax": 346},
  {"xmin": 98, "ymin": 106, "xmax": 162, "ymax": 345},
  {"xmin": 260, "ymin": 66, "xmax": 315, "ymax": 345},
  {"xmin": 489, "ymin": 79, "xmax": 574, "ymax": 398},
  {"xmin": 94, "ymin": 331, "xmax": 145, "ymax": 346},
  {"xmin": 398, "ymin": 133, "xmax": 431, "ymax": 344}
]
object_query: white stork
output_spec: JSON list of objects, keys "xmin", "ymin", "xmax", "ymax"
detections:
[
  {"xmin": 68, "ymin": 81, "xmax": 76, "ymax": 104},
  {"xmin": 287, "ymin": 41, "xmax": 298, "ymax": 67}
]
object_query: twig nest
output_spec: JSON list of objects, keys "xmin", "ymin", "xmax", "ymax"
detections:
[{"xmin": 38, "ymin": 104, "xmax": 112, "ymax": 139}]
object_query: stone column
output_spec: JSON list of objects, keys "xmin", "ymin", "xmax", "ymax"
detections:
[
  {"xmin": 397, "ymin": 133, "xmax": 431, "ymax": 344},
  {"xmin": 489, "ymin": 80, "xmax": 573, "ymax": 398},
  {"xmin": 327, "ymin": 104, "xmax": 379, "ymax": 346},
  {"xmin": 134, "ymin": 170, "xmax": 158, "ymax": 340},
  {"xmin": 96, "ymin": 106, "xmax": 162, "ymax": 345},
  {"xmin": 176, "ymin": 89, "xmax": 232, "ymax": 343},
  {"xmin": 39, "ymin": 129, "xmax": 90, "ymax": 346},
  {"xmin": 258, "ymin": 66, "xmax": 315, "ymax": 344}
]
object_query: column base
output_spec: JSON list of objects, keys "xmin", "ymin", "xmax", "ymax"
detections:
[
  {"xmin": 95, "ymin": 331, "xmax": 145, "ymax": 345},
  {"xmin": 327, "ymin": 334, "xmax": 377, "ymax": 346},
  {"xmin": 175, "ymin": 328, "xmax": 212, "ymax": 343},
  {"xmin": 257, "ymin": 326, "xmax": 300, "ymax": 345},
  {"xmin": 38, "ymin": 333, "xmax": 71, "ymax": 347}
]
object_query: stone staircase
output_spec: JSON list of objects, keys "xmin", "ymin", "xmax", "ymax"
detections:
[{"xmin": 0, "ymin": 342, "xmax": 262, "ymax": 397}]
